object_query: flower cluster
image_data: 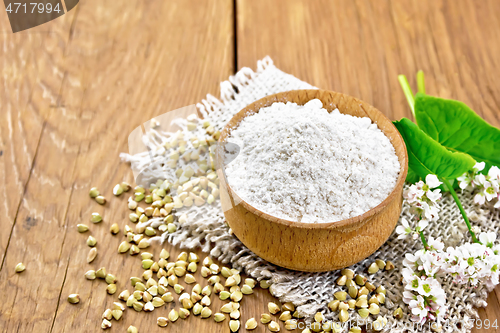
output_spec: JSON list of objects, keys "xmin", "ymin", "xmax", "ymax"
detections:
[
  {"xmin": 401, "ymin": 237, "xmax": 448, "ymax": 324},
  {"xmin": 398, "ymin": 174, "xmax": 442, "ymax": 240},
  {"xmin": 397, "ymin": 170, "xmax": 500, "ymax": 325},
  {"xmin": 404, "ymin": 174, "xmax": 442, "ymax": 220},
  {"xmin": 401, "ymin": 233, "xmax": 500, "ymax": 324},
  {"xmin": 457, "ymin": 162, "xmax": 500, "ymax": 208},
  {"xmin": 440, "ymin": 232, "xmax": 500, "ymax": 289}
]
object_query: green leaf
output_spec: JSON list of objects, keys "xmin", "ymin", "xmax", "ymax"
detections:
[
  {"xmin": 417, "ymin": 70, "xmax": 425, "ymax": 94},
  {"xmin": 398, "ymin": 75, "xmax": 415, "ymax": 116},
  {"xmin": 394, "ymin": 118, "xmax": 475, "ymax": 179},
  {"xmin": 414, "ymin": 93, "xmax": 500, "ymax": 169},
  {"xmin": 406, "ymin": 167, "xmax": 420, "ymax": 183}
]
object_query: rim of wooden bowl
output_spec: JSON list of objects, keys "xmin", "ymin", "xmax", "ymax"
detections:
[{"xmin": 216, "ymin": 89, "xmax": 408, "ymax": 230}]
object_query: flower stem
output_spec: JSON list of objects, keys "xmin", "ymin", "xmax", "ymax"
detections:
[
  {"xmin": 419, "ymin": 231, "xmax": 429, "ymax": 250},
  {"xmin": 441, "ymin": 178, "xmax": 480, "ymax": 243},
  {"xmin": 398, "ymin": 75, "xmax": 415, "ymax": 117},
  {"xmin": 417, "ymin": 70, "xmax": 425, "ymax": 94}
]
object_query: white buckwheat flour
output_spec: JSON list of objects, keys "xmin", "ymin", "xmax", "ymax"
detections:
[{"xmin": 225, "ymin": 99, "xmax": 400, "ymax": 223}]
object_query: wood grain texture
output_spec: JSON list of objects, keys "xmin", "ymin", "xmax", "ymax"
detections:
[
  {"xmin": 237, "ymin": 0, "xmax": 500, "ymax": 127},
  {"xmin": 217, "ymin": 89, "xmax": 408, "ymax": 272},
  {"xmin": 237, "ymin": 0, "xmax": 500, "ymax": 331},
  {"xmin": 0, "ymin": 0, "xmax": 499, "ymax": 332},
  {"xmin": 0, "ymin": 4, "xmax": 76, "ymax": 268},
  {"xmin": 0, "ymin": 0, "xmax": 236, "ymax": 332}
]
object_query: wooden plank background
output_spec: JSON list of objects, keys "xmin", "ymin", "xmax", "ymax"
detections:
[{"xmin": 0, "ymin": 0, "xmax": 499, "ymax": 332}]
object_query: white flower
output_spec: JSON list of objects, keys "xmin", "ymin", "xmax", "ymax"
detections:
[
  {"xmin": 403, "ymin": 250, "xmax": 423, "ymax": 268},
  {"xmin": 409, "ymin": 295, "xmax": 428, "ymax": 322},
  {"xmin": 479, "ymin": 232, "xmax": 497, "ymax": 248},
  {"xmin": 457, "ymin": 163, "xmax": 500, "ymax": 197},
  {"xmin": 402, "ymin": 290, "xmax": 415, "ymax": 304},
  {"xmin": 418, "ymin": 202, "xmax": 439, "ymax": 221},
  {"xmin": 420, "ymin": 253, "xmax": 442, "ymax": 277},
  {"xmin": 484, "ymin": 181, "xmax": 499, "ymax": 201},
  {"xmin": 458, "ymin": 163, "xmax": 484, "ymax": 191},
  {"xmin": 474, "ymin": 191, "xmax": 486, "ymax": 205},
  {"xmin": 404, "ymin": 175, "xmax": 442, "ymax": 221},
  {"xmin": 396, "ymin": 217, "xmax": 413, "ymax": 240},
  {"xmin": 486, "ymin": 272, "xmax": 499, "ymax": 290},
  {"xmin": 431, "ymin": 285, "xmax": 447, "ymax": 307},
  {"xmin": 489, "ymin": 166, "xmax": 500, "ymax": 181},
  {"xmin": 474, "ymin": 173, "xmax": 487, "ymax": 187},
  {"xmin": 457, "ymin": 172, "xmax": 473, "ymax": 190},
  {"xmin": 426, "ymin": 189, "xmax": 442, "ymax": 203},
  {"xmin": 404, "ymin": 183, "xmax": 425, "ymax": 204},
  {"xmin": 474, "ymin": 162, "xmax": 486, "ymax": 173},
  {"xmin": 458, "ymin": 242, "xmax": 484, "ymax": 258},
  {"xmin": 402, "ymin": 269, "xmax": 418, "ymax": 288},
  {"xmin": 427, "ymin": 236, "xmax": 445, "ymax": 252},
  {"xmin": 416, "ymin": 219, "xmax": 429, "ymax": 233},
  {"xmin": 404, "ymin": 189, "xmax": 418, "ymax": 203},
  {"xmin": 425, "ymin": 174, "xmax": 442, "ymax": 189},
  {"xmin": 415, "ymin": 277, "xmax": 438, "ymax": 297}
]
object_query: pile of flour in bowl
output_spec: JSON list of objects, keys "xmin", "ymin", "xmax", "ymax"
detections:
[{"xmin": 224, "ymin": 99, "xmax": 401, "ymax": 223}]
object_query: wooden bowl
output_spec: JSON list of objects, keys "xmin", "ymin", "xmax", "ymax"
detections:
[{"xmin": 216, "ymin": 89, "xmax": 408, "ymax": 272}]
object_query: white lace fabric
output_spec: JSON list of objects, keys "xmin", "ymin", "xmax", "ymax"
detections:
[{"xmin": 121, "ymin": 57, "xmax": 499, "ymax": 333}]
